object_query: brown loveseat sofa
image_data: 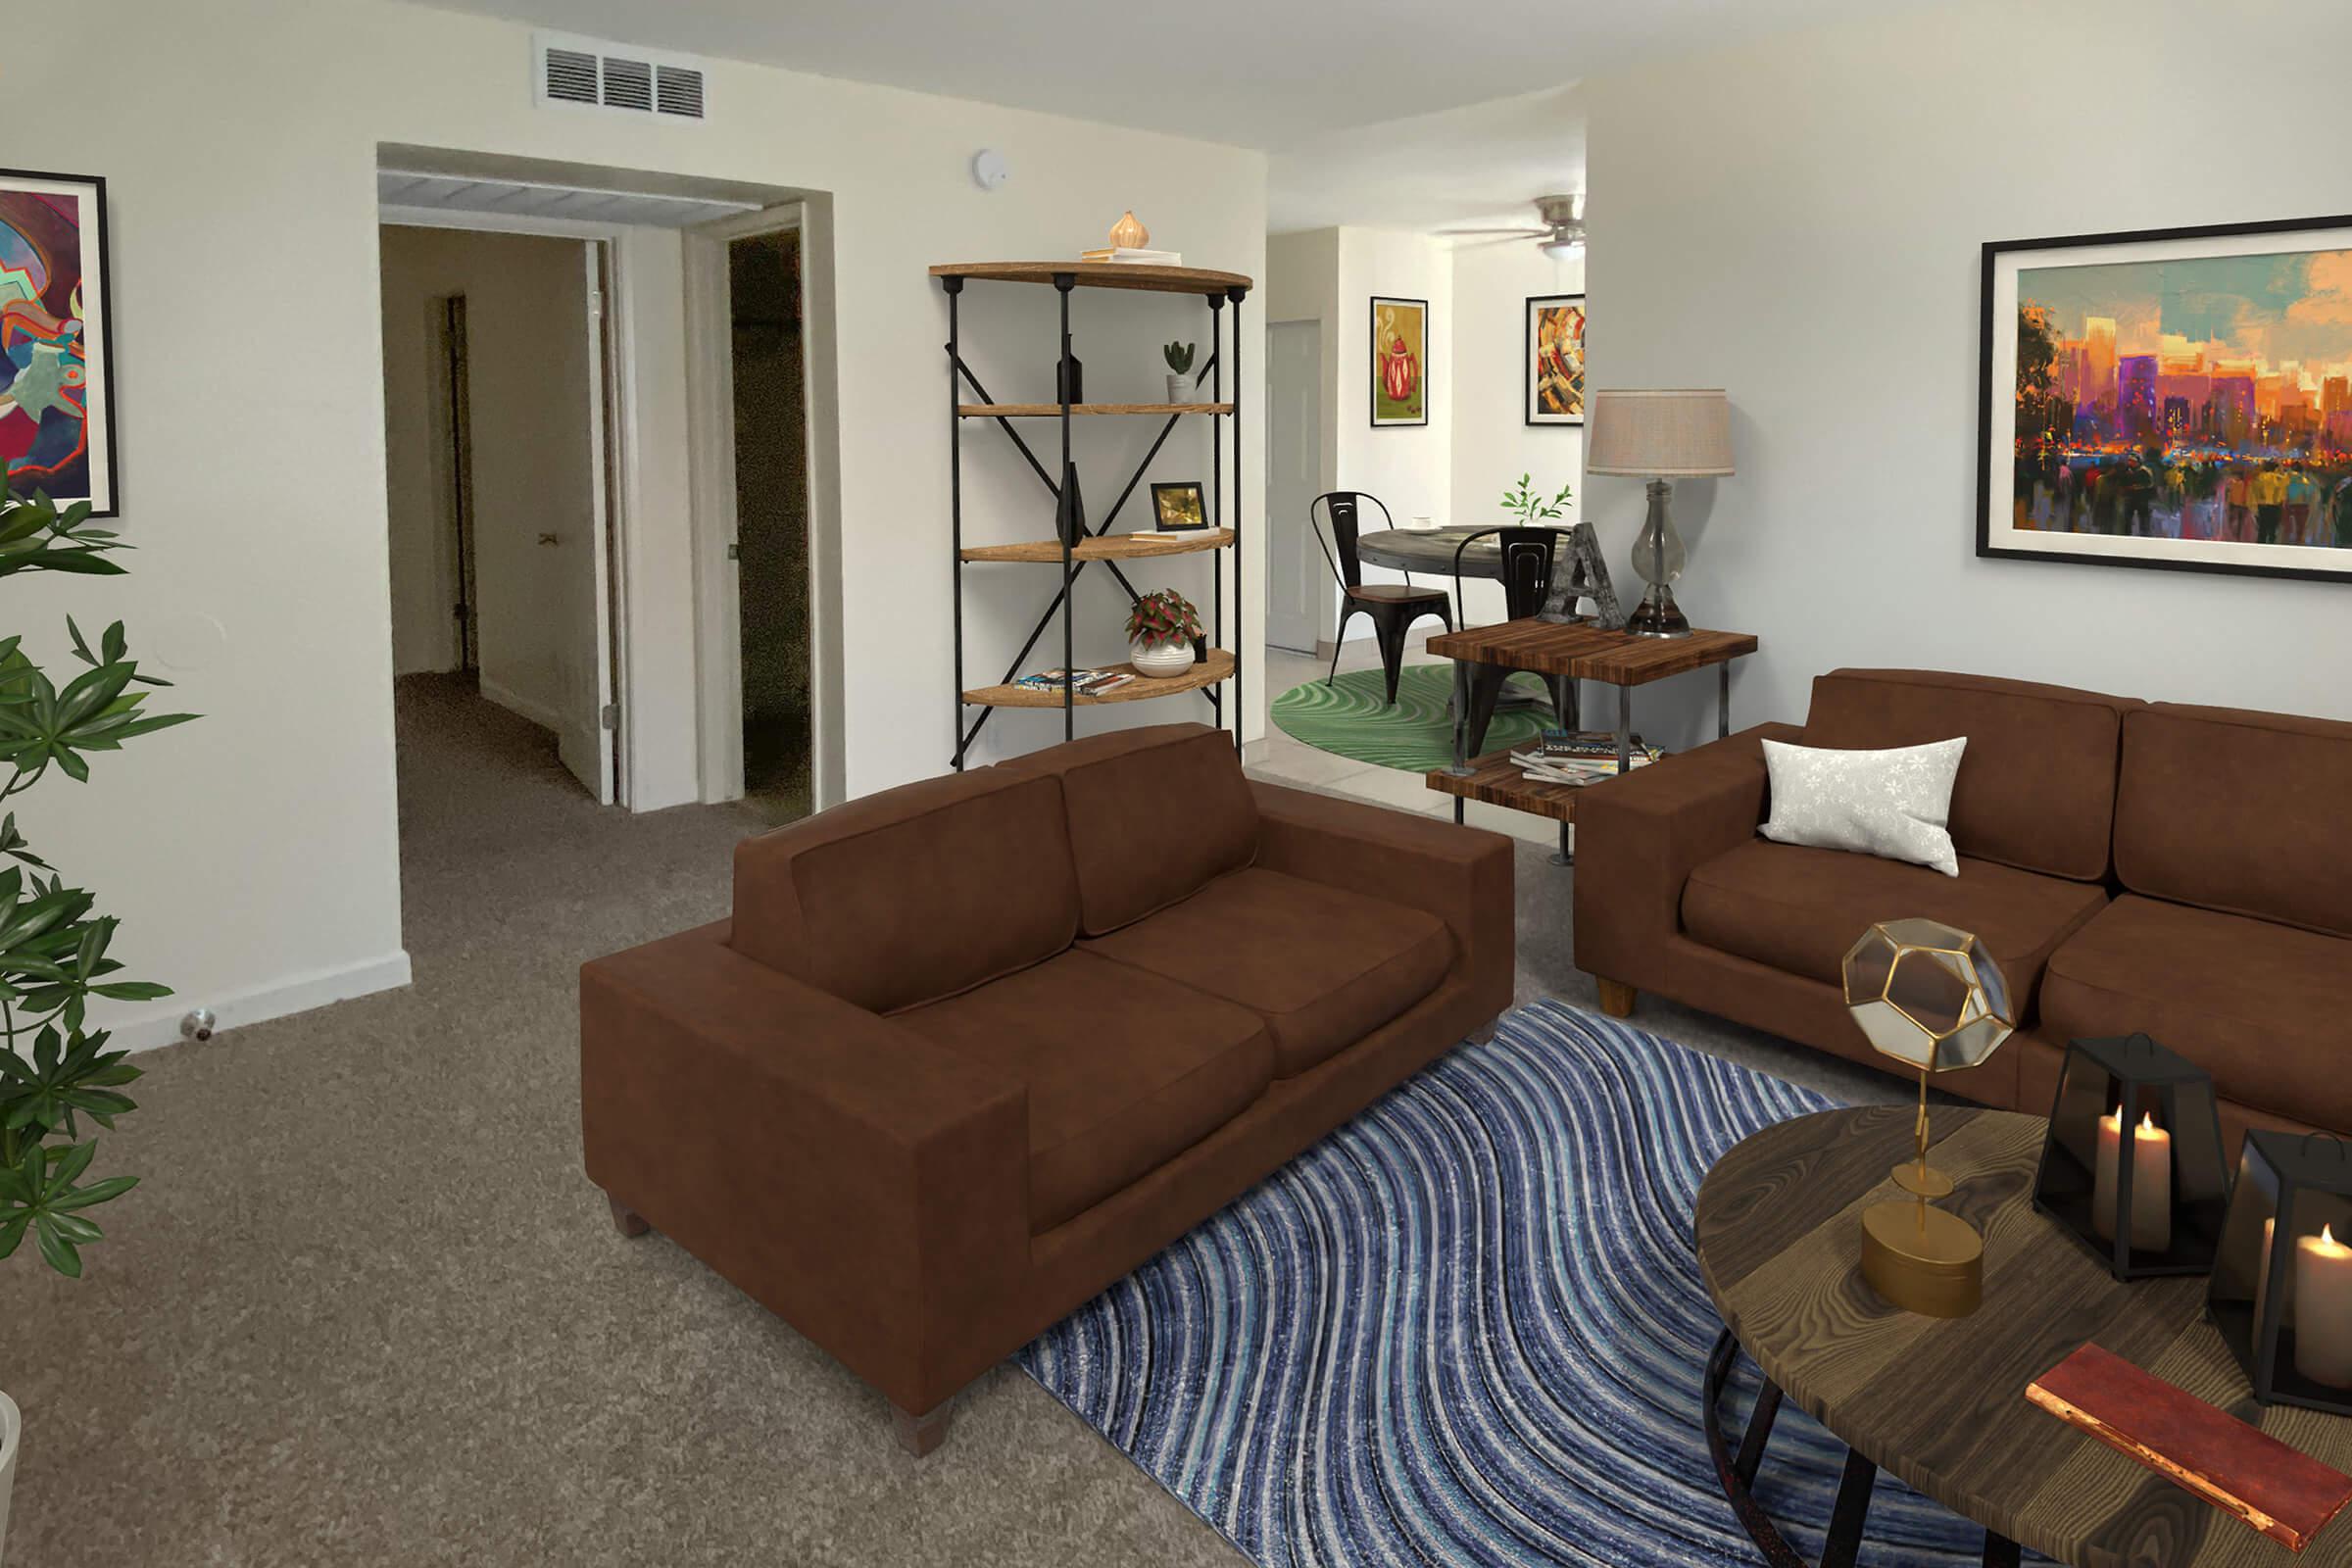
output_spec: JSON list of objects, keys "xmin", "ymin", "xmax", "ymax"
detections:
[
  {"xmin": 581, "ymin": 723, "xmax": 1513, "ymax": 1452},
  {"xmin": 1575, "ymin": 668, "xmax": 2352, "ymax": 1152}
]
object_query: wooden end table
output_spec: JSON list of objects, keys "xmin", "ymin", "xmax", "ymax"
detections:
[
  {"xmin": 1696, "ymin": 1105, "xmax": 2352, "ymax": 1567},
  {"xmin": 1422, "ymin": 619, "xmax": 1758, "ymax": 862}
]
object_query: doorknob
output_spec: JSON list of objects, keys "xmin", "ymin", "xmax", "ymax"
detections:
[{"xmin": 537, "ymin": 532, "xmax": 560, "ymax": 546}]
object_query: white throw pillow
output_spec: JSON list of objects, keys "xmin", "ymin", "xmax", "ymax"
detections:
[{"xmin": 1758, "ymin": 737, "xmax": 1968, "ymax": 877}]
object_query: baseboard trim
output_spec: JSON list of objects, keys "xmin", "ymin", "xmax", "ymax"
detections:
[
  {"xmin": 100, "ymin": 951, "xmax": 415, "ymax": 1054},
  {"xmin": 478, "ymin": 676, "xmax": 563, "ymax": 735}
]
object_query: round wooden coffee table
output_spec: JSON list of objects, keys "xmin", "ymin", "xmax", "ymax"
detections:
[{"xmin": 1695, "ymin": 1104, "xmax": 2352, "ymax": 1567}]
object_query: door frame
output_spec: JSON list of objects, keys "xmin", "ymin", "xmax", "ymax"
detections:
[
  {"xmin": 1264, "ymin": 318, "xmax": 1328, "ymax": 656},
  {"xmin": 381, "ymin": 204, "xmax": 634, "ymax": 807},
  {"xmin": 683, "ymin": 201, "xmax": 839, "ymax": 810}
]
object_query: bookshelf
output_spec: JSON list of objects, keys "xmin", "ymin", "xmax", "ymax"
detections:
[{"xmin": 937, "ymin": 262, "xmax": 1251, "ymax": 766}]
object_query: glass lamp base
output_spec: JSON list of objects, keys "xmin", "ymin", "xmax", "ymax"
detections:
[{"xmin": 1624, "ymin": 586, "xmax": 1690, "ymax": 639}]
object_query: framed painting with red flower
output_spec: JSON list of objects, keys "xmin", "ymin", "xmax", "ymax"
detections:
[
  {"xmin": 1526, "ymin": 293, "xmax": 1585, "ymax": 426},
  {"xmin": 1369, "ymin": 296, "xmax": 1428, "ymax": 427}
]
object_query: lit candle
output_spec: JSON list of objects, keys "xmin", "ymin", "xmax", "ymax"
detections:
[
  {"xmin": 2293, "ymin": 1225, "xmax": 2352, "ymax": 1390},
  {"xmin": 2091, "ymin": 1109, "xmax": 2173, "ymax": 1250}
]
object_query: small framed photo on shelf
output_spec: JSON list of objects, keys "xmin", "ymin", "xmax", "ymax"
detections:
[{"xmin": 1151, "ymin": 481, "xmax": 1209, "ymax": 531}]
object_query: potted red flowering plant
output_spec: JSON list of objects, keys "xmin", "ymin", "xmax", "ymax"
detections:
[{"xmin": 1124, "ymin": 589, "xmax": 1202, "ymax": 678}]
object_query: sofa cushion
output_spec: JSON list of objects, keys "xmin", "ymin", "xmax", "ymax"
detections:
[
  {"xmin": 730, "ymin": 767, "xmax": 1078, "ymax": 1015},
  {"xmin": 2116, "ymin": 704, "xmax": 2352, "ymax": 940},
  {"xmin": 2040, "ymin": 895, "xmax": 2352, "ymax": 1131},
  {"xmin": 897, "ymin": 949, "xmax": 1273, "ymax": 1233},
  {"xmin": 999, "ymin": 722, "xmax": 1258, "ymax": 936},
  {"xmin": 1080, "ymin": 866, "xmax": 1453, "ymax": 1078},
  {"xmin": 1802, "ymin": 669, "xmax": 2135, "ymax": 882},
  {"xmin": 1681, "ymin": 839, "xmax": 2107, "ymax": 1019}
]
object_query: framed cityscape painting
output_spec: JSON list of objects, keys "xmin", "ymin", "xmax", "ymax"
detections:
[
  {"xmin": 1526, "ymin": 294, "xmax": 1586, "ymax": 425},
  {"xmin": 1979, "ymin": 213, "xmax": 2352, "ymax": 583},
  {"xmin": 0, "ymin": 169, "xmax": 116, "ymax": 516},
  {"xmin": 1369, "ymin": 296, "xmax": 1428, "ymax": 427}
]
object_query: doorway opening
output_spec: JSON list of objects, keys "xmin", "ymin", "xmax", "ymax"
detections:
[
  {"xmin": 1266, "ymin": 318, "xmax": 1326, "ymax": 655},
  {"xmin": 726, "ymin": 225, "xmax": 812, "ymax": 823},
  {"xmin": 377, "ymin": 222, "xmax": 621, "ymax": 807}
]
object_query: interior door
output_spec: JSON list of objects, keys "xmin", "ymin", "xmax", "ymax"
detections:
[
  {"xmin": 557, "ymin": 241, "xmax": 617, "ymax": 805},
  {"xmin": 1266, "ymin": 319, "xmax": 1324, "ymax": 654}
]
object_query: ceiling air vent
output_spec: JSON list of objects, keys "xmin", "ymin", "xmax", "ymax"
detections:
[{"xmin": 532, "ymin": 31, "xmax": 708, "ymax": 123}]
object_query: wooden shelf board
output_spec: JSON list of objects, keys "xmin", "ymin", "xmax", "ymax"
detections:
[
  {"xmin": 931, "ymin": 262, "xmax": 1252, "ymax": 297},
  {"xmin": 960, "ymin": 529, "xmax": 1234, "ymax": 564},
  {"xmin": 958, "ymin": 402, "xmax": 1234, "ymax": 417},
  {"xmin": 1425, "ymin": 747, "xmax": 1608, "ymax": 824},
  {"xmin": 965, "ymin": 650, "xmax": 1235, "ymax": 709}
]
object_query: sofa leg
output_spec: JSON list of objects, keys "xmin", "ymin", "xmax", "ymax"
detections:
[
  {"xmin": 1595, "ymin": 979, "xmax": 1638, "ymax": 1019},
  {"xmin": 891, "ymin": 1398, "xmax": 951, "ymax": 1457},
  {"xmin": 608, "ymin": 1195, "xmax": 652, "ymax": 1238}
]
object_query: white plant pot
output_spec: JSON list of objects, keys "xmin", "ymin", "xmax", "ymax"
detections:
[
  {"xmin": 0, "ymin": 1390, "xmax": 18, "ymax": 1566},
  {"xmin": 1167, "ymin": 374, "xmax": 1193, "ymax": 405},
  {"xmin": 1129, "ymin": 638, "xmax": 1193, "ymax": 678}
]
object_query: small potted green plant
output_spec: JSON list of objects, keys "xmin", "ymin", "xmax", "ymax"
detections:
[
  {"xmin": 1163, "ymin": 341, "xmax": 1198, "ymax": 405},
  {"xmin": 1500, "ymin": 472, "xmax": 1575, "ymax": 524},
  {"xmin": 1126, "ymin": 588, "xmax": 1202, "ymax": 677}
]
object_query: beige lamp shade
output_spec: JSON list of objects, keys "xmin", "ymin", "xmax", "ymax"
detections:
[{"xmin": 1585, "ymin": 388, "xmax": 1735, "ymax": 477}]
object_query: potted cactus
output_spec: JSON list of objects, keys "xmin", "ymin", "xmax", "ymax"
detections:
[
  {"xmin": 1163, "ymin": 341, "xmax": 1198, "ymax": 405},
  {"xmin": 0, "ymin": 471, "xmax": 195, "ymax": 1559},
  {"xmin": 1125, "ymin": 588, "xmax": 1202, "ymax": 677}
]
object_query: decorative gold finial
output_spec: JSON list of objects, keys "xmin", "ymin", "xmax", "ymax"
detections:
[{"xmin": 1109, "ymin": 211, "xmax": 1149, "ymax": 249}]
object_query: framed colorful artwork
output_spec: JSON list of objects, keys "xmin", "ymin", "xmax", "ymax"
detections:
[
  {"xmin": 1526, "ymin": 294, "xmax": 1586, "ymax": 425},
  {"xmin": 0, "ymin": 169, "xmax": 116, "ymax": 516},
  {"xmin": 1150, "ymin": 480, "xmax": 1208, "ymax": 531},
  {"xmin": 1369, "ymin": 296, "xmax": 1428, "ymax": 427},
  {"xmin": 1980, "ymin": 213, "xmax": 2352, "ymax": 583}
]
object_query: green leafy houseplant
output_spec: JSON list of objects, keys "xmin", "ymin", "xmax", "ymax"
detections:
[
  {"xmin": 1162, "ymin": 341, "xmax": 1197, "ymax": 375},
  {"xmin": 1500, "ymin": 472, "xmax": 1574, "ymax": 525},
  {"xmin": 0, "ymin": 473, "xmax": 195, "ymax": 1277},
  {"xmin": 1125, "ymin": 588, "xmax": 1202, "ymax": 650}
]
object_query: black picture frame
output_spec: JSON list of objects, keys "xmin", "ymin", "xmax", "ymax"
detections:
[
  {"xmin": 1150, "ymin": 480, "xmax": 1208, "ymax": 531},
  {"xmin": 0, "ymin": 168, "xmax": 118, "ymax": 517},
  {"xmin": 1369, "ymin": 295, "xmax": 1429, "ymax": 427},
  {"xmin": 1976, "ymin": 212, "xmax": 2352, "ymax": 585},
  {"xmin": 1525, "ymin": 293, "xmax": 1586, "ymax": 426}
]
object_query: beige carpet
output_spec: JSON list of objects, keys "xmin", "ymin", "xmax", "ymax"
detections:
[{"xmin": 0, "ymin": 674, "xmax": 1895, "ymax": 1566}]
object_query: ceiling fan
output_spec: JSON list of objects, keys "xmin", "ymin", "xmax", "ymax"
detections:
[{"xmin": 1438, "ymin": 193, "xmax": 1586, "ymax": 259}]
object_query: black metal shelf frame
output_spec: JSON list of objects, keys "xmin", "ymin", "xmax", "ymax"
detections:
[{"xmin": 943, "ymin": 271, "xmax": 1249, "ymax": 767}]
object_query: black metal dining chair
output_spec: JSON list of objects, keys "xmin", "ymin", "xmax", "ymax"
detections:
[
  {"xmin": 1312, "ymin": 492, "xmax": 1454, "ymax": 706},
  {"xmin": 1449, "ymin": 526, "xmax": 1578, "ymax": 750}
]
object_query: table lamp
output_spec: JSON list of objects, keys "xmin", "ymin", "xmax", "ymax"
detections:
[
  {"xmin": 1841, "ymin": 919, "xmax": 2017, "ymax": 1317},
  {"xmin": 1584, "ymin": 388, "xmax": 1734, "ymax": 639}
]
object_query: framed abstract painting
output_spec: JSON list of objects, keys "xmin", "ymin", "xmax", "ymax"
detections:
[
  {"xmin": 1526, "ymin": 294, "xmax": 1586, "ymax": 425},
  {"xmin": 1979, "ymin": 213, "xmax": 2352, "ymax": 583},
  {"xmin": 0, "ymin": 169, "xmax": 116, "ymax": 517},
  {"xmin": 1369, "ymin": 296, "xmax": 1428, "ymax": 427}
]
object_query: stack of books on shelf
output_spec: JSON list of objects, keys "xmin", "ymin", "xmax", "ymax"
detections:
[
  {"xmin": 1508, "ymin": 729, "xmax": 1665, "ymax": 786},
  {"xmin": 1013, "ymin": 667, "xmax": 1136, "ymax": 696},
  {"xmin": 1080, "ymin": 246, "xmax": 1182, "ymax": 267}
]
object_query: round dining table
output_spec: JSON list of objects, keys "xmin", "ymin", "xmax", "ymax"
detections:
[{"xmin": 1352, "ymin": 524, "xmax": 1568, "ymax": 579}]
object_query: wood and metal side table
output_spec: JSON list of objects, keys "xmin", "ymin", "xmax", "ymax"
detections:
[
  {"xmin": 1695, "ymin": 1105, "xmax": 2352, "ymax": 1568},
  {"xmin": 1422, "ymin": 619, "xmax": 1757, "ymax": 860}
]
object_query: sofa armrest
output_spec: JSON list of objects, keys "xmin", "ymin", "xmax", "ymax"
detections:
[
  {"xmin": 1572, "ymin": 721, "xmax": 1804, "ymax": 987},
  {"xmin": 580, "ymin": 921, "xmax": 1029, "ymax": 1411},
  {"xmin": 1249, "ymin": 780, "xmax": 1514, "ymax": 1016}
]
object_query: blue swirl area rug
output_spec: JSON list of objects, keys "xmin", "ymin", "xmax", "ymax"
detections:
[{"xmin": 1020, "ymin": 1001, "xmax": 2034, "ymax": 1567}]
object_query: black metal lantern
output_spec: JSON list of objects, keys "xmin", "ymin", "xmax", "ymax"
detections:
[
  {"xmin": 2031, "ymin": 1034, "xmax": 2230, "ymax": 1280},
  {"xmin": 2209, "ymin": 1131, "xmax": 2352, "ymax": 1414}
]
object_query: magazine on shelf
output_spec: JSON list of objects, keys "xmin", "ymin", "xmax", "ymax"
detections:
[{"xmin": 1014, "ymin": 667, "xmax": 1135, "ymax": 695}]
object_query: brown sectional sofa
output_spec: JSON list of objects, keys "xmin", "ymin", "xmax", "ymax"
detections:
[
  {"xmin": 1576, "ymin": 668, "xmax": 2352, "ymax": 1151},
  {"xmin": 580, "ymin": 723, "xmax": 1512, "ymax": 1452}
]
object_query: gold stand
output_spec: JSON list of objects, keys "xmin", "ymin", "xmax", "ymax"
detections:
[{"xmin": 1858, "ymin": 1067, "xmax": 1984, "ymax": 1318}]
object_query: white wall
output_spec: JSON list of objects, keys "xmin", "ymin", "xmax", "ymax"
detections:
[
  {"xmin": 1586, "ymin": 0, "xmax": 2352, "ymax": 748},
  {"xmin": 24, "ymin": 0, "xmax": 1265, "ymax": 1048},
  {"xmin": 378, "ymin": 225, "xmax": 594, "ymax": 739},
  {"xmin": 1264, "ymin": 226, "xmax": 1454, "ymax": 640}
]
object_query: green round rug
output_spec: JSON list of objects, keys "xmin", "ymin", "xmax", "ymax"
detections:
[{"xmin": 1270, "ymin": 664, "xmax": 1551, "ymax": 772}]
